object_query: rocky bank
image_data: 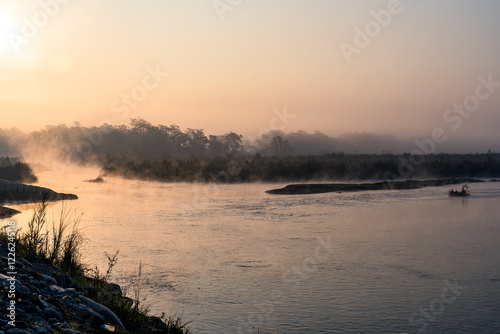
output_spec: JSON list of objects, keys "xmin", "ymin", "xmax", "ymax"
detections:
[{"xmin": 0, "ymin": 241, "xmax": 172, "ymax": 333}]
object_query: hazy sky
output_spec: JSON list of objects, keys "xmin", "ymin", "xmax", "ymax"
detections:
[{"xmin": 1, "ymin": 0, "xmax": 500, "ymax": 146}]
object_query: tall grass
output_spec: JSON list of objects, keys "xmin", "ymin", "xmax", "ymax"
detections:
[
  {"xmin": 0, "ymin": 193, "xmax": 192, "ymax": 333},
  {"xmin": 23, "ymin": 192, "xmax": 49, "ymax": 256},
  {"xmin": 13, "ymin": 192, "xmax": 85, "ymax": 276},
  {"xmin": 132, "ymin": 262, "xmax": 146, "ymax": 315},
  {"xmin": 85, "ymin": 255, "xmax": 192, "ymax": 333}
]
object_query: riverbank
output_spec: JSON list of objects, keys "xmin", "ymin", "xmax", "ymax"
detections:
[
  {"xmin": 0, "ymin": 183, "xmax": 190, "ymax": 333},
  {"xmin": 0, "ymin": 207, "xmax": 21, "ymax": 219},
  {"xmin": 0, "ymin": 240, "xmax": 184, "ymax": 333},
  {"xmin": 100, "ymin": 153, "xmax": 500, "ymax": 183},
  {"xmin": 0, "ymin": 178, "xmax": 78, "ymax": 219},
  {"xmin": 0, "ymin": 160, "xmax": 38, "ymax": 184},
  {"xmin": 266, "ymin": 178, "xmax": 486, "ymax": 195}
]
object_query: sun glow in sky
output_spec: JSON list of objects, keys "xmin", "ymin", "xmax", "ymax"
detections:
[
  {"xmin": 1, "ymin": 0, "xmax": 500, "ymax": 147},
  {"xmin": 0, "ymin": 9, "xmax": 15, "ymax": 53}
]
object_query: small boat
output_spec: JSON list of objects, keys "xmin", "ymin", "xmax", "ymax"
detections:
[
  {"xmin": 449, "ymin": 184, "xmax": 470, "ymax": 197},
  {"xmin": 84, "ymin": 176, "xmax": 104, "ymax": 183}
]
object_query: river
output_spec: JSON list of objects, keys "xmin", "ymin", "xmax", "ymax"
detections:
[{"xmin": 7, "ymin": 170, "xmax": 500, "ymax": 333}]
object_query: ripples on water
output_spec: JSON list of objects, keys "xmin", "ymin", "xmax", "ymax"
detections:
[{"xmin": 8, "ymin": 177, "xmax": 500, "ymax": 333}]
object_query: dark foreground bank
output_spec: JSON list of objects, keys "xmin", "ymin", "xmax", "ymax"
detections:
[
  {"xmin": 0, "ymin": 186, "xmax": 189, "ymax": 333},
  {"xmin": 0, "ymin": 240, "xmax": 188, "ymax": 333},
  {"xmin": 266, "ymin": 178, "xmax": 486, "ymax": 195}
]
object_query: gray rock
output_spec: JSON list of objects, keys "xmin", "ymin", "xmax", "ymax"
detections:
[
  {"xmin": 54, "ymin": 322, "xmax": 71, "ymax": 330},
  {"xmin": 74, "ymin": 304, "xmax": 105, "ymax": 327},
  {"xmin": 5, "ymin": 329, "xmax": 31, "ymax": 334},
  {"xmin": 33, "ymin": 325, "xmax": 52, "ymax": 334},
  {"xmin": 32, "ymin": 263, "xmax": 62, "ymax": 278},
  {"xmin": 78, "ymin": 295, "xmax": 125, "ymax": 329},
  {"xmin": 25, "ymin": 284, "xmax": 40, "ymax": 295},
  {"xmin": 49, "ymin": 285, "xmax": 65, "ymax": 293},
  {"xmin": 40, "ymin": 275, "xmax": 56, "ymax": 286},
  {"xmin": 21, "ymin": 300, "xmax": 38, "ymax": 314},
  {"xmin": 58, "ymin": 288, "xmax": 78, "ymax": 299},
  {"xmin": 17, "ymin": 257, "xmax": 35, "ymax": 272},
  {"xmin": 42, "ymin": 305, "xmax": 64, "ymax": 322},
  {"xmin": 0, "ymin": 274, "xmax": 30, "ymax": 296},
  {"xmin": 57, "ymin": 275, "xmax": 74, "ymax": 288}
]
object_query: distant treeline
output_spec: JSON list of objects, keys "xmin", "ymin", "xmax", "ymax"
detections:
[
  {"xmin": 1, "ymin": 119, "xmax": 499, "ymax": 183},
  {"xmin": 99, "ymin": 153, "xmax": 500, "ymax": 183},
  {"xmin": 14, "ymin": 119, "xmax": 245, "ymax": 161},
  {"xmin": 2, "ymin": 118, "xmax": 429, "ymax": 161},
  {"xmin": 0, "ymin": 157, "xmax": 38, "ymax": 183}
]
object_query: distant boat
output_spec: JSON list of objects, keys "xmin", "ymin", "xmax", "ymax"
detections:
[
  {"xmin": 449, "ymin": 184, "xmax": 470, "ymax": 197},
  {"xmin": 85, "ymin": 176, "xmax": 104, "ymax": 183}
]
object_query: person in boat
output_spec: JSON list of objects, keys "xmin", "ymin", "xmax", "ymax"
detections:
[{"xmin": 449, "ymin": 184, "xmax": 470, "ymax": 197}]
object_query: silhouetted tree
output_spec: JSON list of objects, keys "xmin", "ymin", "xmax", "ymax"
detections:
[
  {"xmin": 271, "ymin": 136, "xmax": 291, "ymax": 156},
  {"xmin": 208, "ymin": 135, "xmax": 225, "ymax": 156},
  {"xmin": 223, "ymin": 132, "xmax": 243, "ymax": 154},
  {"xmin": 186, "ymin": 129, "xmax": 208, "ymax": 156}
]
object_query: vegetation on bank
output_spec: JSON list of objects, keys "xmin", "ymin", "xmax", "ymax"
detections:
[
  {"xmin": 99, "ymin": 153, "xmax": 500, "ymax": 183},
  {"xmin": 2, "ymin": 120, "xmax": 500, "ymax": 184},
  {"xmin": 0, "ymin": 195, "xmax": 191, "ymax": 333},
  {"xmin": 3, "ymin": 149, "xmax": 500, "ymax": 186},
  {"xmin": 11, "ymin": 118, "xmax": 494, "ymax": 163},
  {"xmin": 0, "ymin": 156, "xmax": 38, "ymax": 183},
  {"xmin": 266, "ymin": 178, "xmax": 483, "ymax": 195}
]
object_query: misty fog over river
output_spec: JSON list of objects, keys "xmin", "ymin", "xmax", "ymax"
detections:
[{"xmin": 8, "ymin": 170, "xmax": 500, "ymax": 333}]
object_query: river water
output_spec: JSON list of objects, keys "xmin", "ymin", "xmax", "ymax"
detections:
[{"xmin": 6, "ymin": 170, "xmax": 500, "ymax": 333}]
